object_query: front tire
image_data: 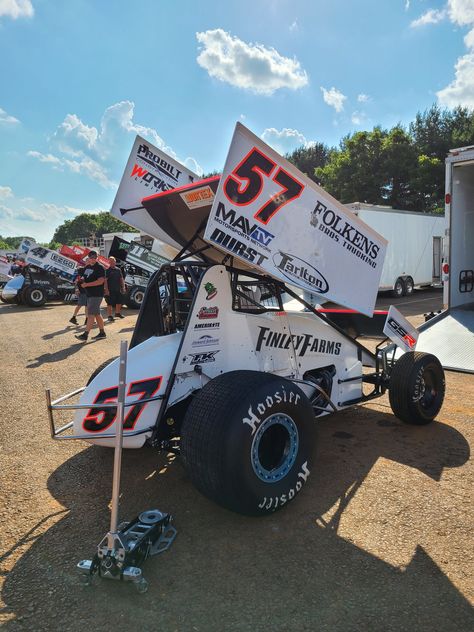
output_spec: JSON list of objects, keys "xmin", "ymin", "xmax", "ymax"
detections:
[
  {"xmin": 389, "ymin": 352, "xmax": 445, "ymax": 425},
  {"xmin": 181, "ymin": 371, "xmax": 316, "ymax": 516}
]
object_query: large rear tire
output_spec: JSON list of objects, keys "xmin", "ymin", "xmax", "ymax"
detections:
[
  {"xmin": 24, "ymin": 285, "xmax": 46, "ymax": 307},
  {"xmin": 389, "ymin": 352, "xmax": 445, "ymax": 425},
  {"xmin": 127, "ymin": 286, "xmax": 145, "ymax": 310},
  {"xmin": 181, "ymin": 370, "xmax": 317, "ymax": 516}
]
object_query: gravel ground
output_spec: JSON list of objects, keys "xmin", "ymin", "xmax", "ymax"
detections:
[{"xmin": 0, "ymin": 295, "xmax": 473, "ymax": 632}]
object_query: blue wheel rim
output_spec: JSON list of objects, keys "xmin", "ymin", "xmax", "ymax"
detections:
[{"xmin": 251, "ymin": 413, "xmax": 299, "ymax": 483}]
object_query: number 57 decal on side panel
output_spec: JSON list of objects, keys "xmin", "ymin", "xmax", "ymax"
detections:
[
  {"xmin": 223, "ymin": 147, "xmax": 304, "ymax": 225},
  {"xmin": 82, "ymin": 376, "xmax": 162, "ymax": 433}
]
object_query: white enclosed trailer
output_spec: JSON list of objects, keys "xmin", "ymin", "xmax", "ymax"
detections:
[
  {"xmin": 413, "ymin": 146, "xmax": 474, "ymax": 373},
  {"xmin": 346, "ymin": 203, "xmax": 445, "ymax": 296}
]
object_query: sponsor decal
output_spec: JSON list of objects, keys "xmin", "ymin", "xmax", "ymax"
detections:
[
  {"xmin": 180, "ymin": 184, "xmax": 215, "ymax": 210},
  {"xmin": 129, "ymin": 163, "xmax": 174, "ymax": 195},
  {"xmin": 273, "ymin": 251, "xmax": 328, "ymax": 294},
  {"xmin": 383, "ymin": 305, "xmax": 418, "ymax": 352},
  {"xmin": 387, "ymin": 317, "xmax": 417, "ymax": 349},
  {"xmin": 136, "ymin": 143, "xmax": 183, "ymax": 182},
  {"xmin": 194, "ymin": 322, "xmax": 220, "ymax": 330},
  {"xmin": 188, "ymin": 351, "xmax": 219, "ymax": 364},
  {"xmin": 310, "ymin": 200, "xmax": 380, "ymax": 269},
  {"xmin": 255, "ymin": 325, "xmax": 341, "ymax": 357},
  {"xmin": 197, "ymin": 306, "xmax": 219, "ymax": 319},
  {"xmin": 209, "ymin": 227, "xmax": 268, "ymax": 266},
  {"xmin": 212, "ymin": 201, "xmax": 275, "ymax": 251},
  {"xmin": 192, "ymin": 335, "xmax": 219, "ymax": 348},
  {"xmin": 258, "ymin": 462, "xmax": 310, "ymax": 511},
  {"xmin": 204, "ymin": 282, "xmax": 217, "ymax": 300}
]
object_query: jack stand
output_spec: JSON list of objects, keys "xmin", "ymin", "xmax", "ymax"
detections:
[{"xmin": 77, "ymin": 341, "xmax": 177, "ymax": 593}]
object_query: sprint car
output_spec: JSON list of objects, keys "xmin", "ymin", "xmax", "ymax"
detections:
[{"xmin": 47, "ymin": 172, "xmax": 445, "ymax": 516}]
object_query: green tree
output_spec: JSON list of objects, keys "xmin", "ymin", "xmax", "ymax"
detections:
[
  {"xmin": 52, "ymin": 212, "xmax": 130, "ymax": 244},
  {"xmin": 286, "ymin": 143, "xmax": 329, "ymax": 183},
  {"xmin": 316, "ymin": 128, "xmax": 387, "ymax": 203},
  {"xmin": 381, "ymin": 126, "xmax": 418, "ymax": 209}
]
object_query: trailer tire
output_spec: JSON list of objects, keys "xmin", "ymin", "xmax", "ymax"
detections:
[
  {"xmin": 389, "ymin": 352, "xmax": 445, "ymax": 425},
  {"xmin": 181, "ymin": 370, "xmax": 316, "ymax": 516},
  {"xmin": 392, "ymin": 278, "xmax": 405, "ymax": 298},
  {"xmin": 24, "ymin": 285, "xmax": 46, "ymax": 307},
  {"xmin": 127, "ymin": 286, "xmax": 145, "ymax": 310},
  {"xmin": 86, "ymin": 357, "xmax": 117, "ymax": 386},
  {"xmin": 404, "ymin": 277, "xmax": 414, "ymax": 295}
]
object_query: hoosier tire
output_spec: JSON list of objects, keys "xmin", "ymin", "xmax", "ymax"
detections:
[
  {"xmin": 389, "ymin": 351, "xmax": 445, "ymax": 425},
  {"xmin": 181, "ymin": 370, "xmax": 316, "ymax": 516}
]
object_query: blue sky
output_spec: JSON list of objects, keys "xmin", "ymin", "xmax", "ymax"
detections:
[{"xmin": 1, "ymin": 0, "xmax": 473, "ymax": 242}]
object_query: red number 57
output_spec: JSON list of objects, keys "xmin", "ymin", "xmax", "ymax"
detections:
[{"xmin": 223, "ymin": 147, "xmax": 304, "ymax": 225}]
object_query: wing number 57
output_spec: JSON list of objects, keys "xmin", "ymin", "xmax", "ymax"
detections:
[{"xmin": 223, "ymin": 147, "xmax": 304, "ymax": 225}]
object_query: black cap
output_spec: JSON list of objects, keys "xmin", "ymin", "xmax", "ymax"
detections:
[{"xmin": 88, "ymin": 250, "xmax": 98, "ymax": 258}]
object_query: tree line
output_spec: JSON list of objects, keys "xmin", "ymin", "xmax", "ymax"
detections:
[{"xmin": 286, "ymin": 104, "xmax": 474, "ymax": 213}]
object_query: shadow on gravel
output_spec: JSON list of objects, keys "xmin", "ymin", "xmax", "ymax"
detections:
[
  {"xmin": 2, "ymin": 410, "xmax": 472, "ymax": 632},
  {"xmin": 26, "ymin": 342, "xmax": 85, "ymax": 367}
]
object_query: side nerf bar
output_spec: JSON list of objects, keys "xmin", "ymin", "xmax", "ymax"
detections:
[{"xmin": 45, "ymin": 387, "xmax": 163, "ymax": 441}]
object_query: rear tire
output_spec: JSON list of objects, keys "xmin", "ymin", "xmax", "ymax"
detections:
[
  {"xmin": 389, "ymin": 352, "xmax": 445, "ymax": 425},
  {"xmin": 24, "ymin": 285, "xmax": 46, "ymax": 307},
  {"xmin": 392, "ymin": 278, "xmax": 405, "ymax": 298},
  {"xmin": 127, "ymin": 286, "xmax": 145, "ymax": 309},
  {"xmin": 404, "ymin": 277, "xmax": 414, "ymax": 296},
  {"xmin": 181, "ymin": 370, "xmax": 317, "ymax": 516}
]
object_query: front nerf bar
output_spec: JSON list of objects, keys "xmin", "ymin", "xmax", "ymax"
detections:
[{"xmin": 46, "ymin": 387, "xmax": 164, "ymax": 442}]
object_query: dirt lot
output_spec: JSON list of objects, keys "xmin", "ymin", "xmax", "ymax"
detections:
[{"xmin": 0, "ymin": 290, "xmax": 473, "ymax": 632}]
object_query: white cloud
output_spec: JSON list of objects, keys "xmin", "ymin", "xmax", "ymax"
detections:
[
  {"xmin": 448, "ymin": 0, "xmax": 474, "ymax": 26},
  {"xmin": 28, "ymin": 101, "xmax": 202, "ymax": 191},
  {"xmin": 261, "ymin": 127, "xmax": 308, "ymax": 154},
  {"xmin": 351, "ymin": 111, "xmax": 363, "ymax": 125},
  {"xmin": 437, "ymin": 1, "xmax": 474, "ymax": 107},
  {"xmin": 357, "ymin": 93, "xmax": 370, "ymax": 103},
  {"xmin": 0, "ymin": 107, "xmax": 20, "ymax": 126},
  {"xmin": 28, "ymin": 150, "xmax": 116, "ymax": 189},
  {"xmin": 196, "ymin": 28, "xmax": 308, "ymax": 95},
  {"xmin": 464, "ymin": 27, "xmax": 474, "ymax": 48},
  {"xmin": 320, "ymin": 86, "xmax": 347, "ymax": 112},
  {"xmin": 437, "ymin": 52, "xmax": 474, "ymax": 106},
  {"xmin": 405, "ymin": 0, "xmax": 410, "ymax": 10},
  {"xmin": 289, "ymin": 19, "xmax": 298, "ymax": 32},
  {"xmin": 0, "ymin": 185, "xmax": 13, "ymax": 200},
  {"xmin": 410, "ymin": 8, "xmax": 447, "ymax": 28},
  {"xmin": 0, "ymin": 0, "xmax": 34, "ymax": 20}
]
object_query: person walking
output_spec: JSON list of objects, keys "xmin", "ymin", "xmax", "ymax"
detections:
[
  {"xmin": 69, "ymin": 265, "xmax": 88, "ymax": 325},
  {"xmin": 104, "ymin": 256, "xmax": 126, "ymax": 321},
  {"xmin": 75, "ymin": 251, "xmax": 106, "ymax": 342}
]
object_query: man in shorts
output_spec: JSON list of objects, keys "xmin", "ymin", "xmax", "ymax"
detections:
[
  {"xmin": 75, "ymin": 251, "xmax": 106, "ymax": 341},
  {"xmin": 69, "ymin": 265, "xmax": 88, "ymax": 325},
  {"xmin": 104, "ymin": 256, "xmax": 126, "ymax": 321}
]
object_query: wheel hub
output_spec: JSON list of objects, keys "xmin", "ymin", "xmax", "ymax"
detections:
[{"xmin": 251, "ymin": 413, "xmax": 299, "ymax": 482}]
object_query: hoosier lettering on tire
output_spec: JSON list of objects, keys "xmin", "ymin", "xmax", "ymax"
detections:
[{"xmin": 181, "ymin": 370, "xmax": 317, "ymax": 516}]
